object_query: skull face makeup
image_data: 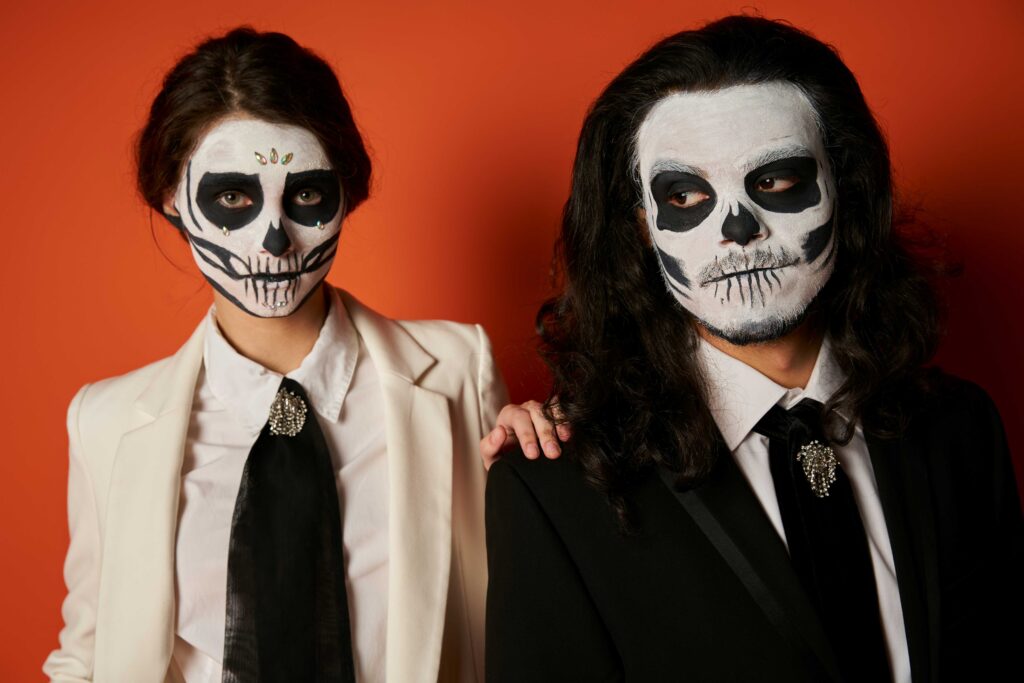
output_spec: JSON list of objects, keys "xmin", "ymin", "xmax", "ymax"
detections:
[
  {"xmin": 170, "ymin": 119, "xmax": 344, "ymax": 317},
  {"xmin": 637, "ymin": 83, "xmax": 837, "ymax": 344}
]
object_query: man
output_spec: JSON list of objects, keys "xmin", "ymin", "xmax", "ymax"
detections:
[{"xmin": 482, "ymin": 16, "xmax": 1023, "ymax": 682}]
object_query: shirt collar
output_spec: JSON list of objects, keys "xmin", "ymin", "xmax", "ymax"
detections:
[
  {"xmin": 696, "ymin": 334, "xmax": 844, "ymax": 451},
  {"xmin": 202, "ymin": 286, "xmax": 360, "ymax": 435}
]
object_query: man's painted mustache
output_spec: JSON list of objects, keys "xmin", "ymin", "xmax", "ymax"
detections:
[{"xmin": 697, "ymin": 245, "xmax": 799, "ymax": 287}]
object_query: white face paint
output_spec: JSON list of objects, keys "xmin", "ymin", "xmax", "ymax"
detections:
[
  {"xmin": 636, "ymin": 83, "xmax": 837, "ymax": 344},
  {"xmin": 171, "ymin": 118, "xmax": 344, "ymax": 317}
]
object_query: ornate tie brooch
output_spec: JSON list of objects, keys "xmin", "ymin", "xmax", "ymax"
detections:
[
  {"xmin": 268, "ymin": 387, "xmax": 307, "ymax": 437},
  {"xmin": 796, "ymin": 440, "xmax": 838, "ymax": 497}
]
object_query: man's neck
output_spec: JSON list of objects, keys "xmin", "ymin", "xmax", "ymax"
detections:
[
  {"xmin": 212, "ymin": 285, "xmax": 329, "ymax": 375},
  {"xmin": 697, "ymin": 321, "xmax": 824, "ymax": 389}
]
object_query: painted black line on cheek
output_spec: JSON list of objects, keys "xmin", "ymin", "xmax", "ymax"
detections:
[
  {"xmin": 655, "ymin": 246, "xmax": 690, "ymax": 289},
  {"xmin": 754, "ymin": 271, "xmax": 766, "ymax": 306},
  {"xmin": 185, "ymin": 162, "xmax": 203, "ymax": 233},
  {"xmin": 187, "ymin": 234, "xmax": 249, "ymax": 279},
  {"xmin": 726, "ymin": 279, "xmax": 732, "ymax": 302},
  {"xmin": 802, "ymin": 211, "xmax": 835, "ymax": 263},
  {"xmin": 301, "ymin": 233, "xmax": 341, "ymax": 272}
]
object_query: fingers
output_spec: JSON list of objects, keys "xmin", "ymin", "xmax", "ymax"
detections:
[
  {"xmin": 480, "ymin": 425, "xmax": 512, "ymax": 471},
  {"xmin": 551, "ymin": 400, "xmax": 572, "ymax": 442},
  {"xmin": 523, "ymin": 400, "xmax": 562, "ymax": 460},
  {"xmin": 479, "ymin": 399, "xmax": 569, "ymax": 470}
]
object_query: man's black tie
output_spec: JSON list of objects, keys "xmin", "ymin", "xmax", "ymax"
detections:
[
  {"xmin": 753, "ymin": 398, "xmax": 892, "ymax": 681},
  {"xmin": 222, "ymin": 377, "xmax": 356, "ymax": 683}
]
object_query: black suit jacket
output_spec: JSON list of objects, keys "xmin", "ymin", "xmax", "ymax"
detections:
[{"xmin": 485, "ymin": 376, "xmax": 1023, "ymax": 682}]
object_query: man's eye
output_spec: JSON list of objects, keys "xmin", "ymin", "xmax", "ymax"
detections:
[
  {"xmin": 668, "ymin": 190, "xmax": 710, "ymax": 209},
  {"xmin": 294, "ymin": 189, "xmax": 323, "ymax": 206},
  {"xmin": 215, "ymin": 191, "xmax": 253, "ymax": 209},
  {"xmin": 755, "ymin": 174, "xmax": 799, "ymax": 193}
]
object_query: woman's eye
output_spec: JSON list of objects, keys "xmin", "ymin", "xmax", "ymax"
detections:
[
  {"xmin": 668, "ymin": 190, "xmax": 710, "ymax": 209},
  {"xmin": 294, "ymin": 189, "xmax": 323, "ymax": 206},
  {"xmin": 215, "ymin": 191, "xmax": 253, "ymax": 209},
  {"xmin": 756, "ymin": 175, "xmax": 799, "ymax": 193}
]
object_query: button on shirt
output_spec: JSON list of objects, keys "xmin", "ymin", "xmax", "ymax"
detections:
[
  {"xmin": 172, "ymin": 287, "xmax": 389, "ymax": 682},
  {"xmin": 696, "ymin": 336, "xmax": 911, "ymax": 683}
]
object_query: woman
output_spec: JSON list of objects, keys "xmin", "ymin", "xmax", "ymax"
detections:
[{"xmin": 44, "ymin": 28, "xmax": 506, "ymax": 683}]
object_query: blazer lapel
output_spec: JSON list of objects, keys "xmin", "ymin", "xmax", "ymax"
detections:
[
  {"xmin": 866, "ymin": 428, "xmax": 940, "ymax": 683},
  {"xmin": 94, "ymin": 323, "xmax": 206, "ymax": 683},
  {"xmin": 342, "ymin": 292, "xmax": 453, "ymax": 683},
  {"xmin": 659, "ymin": 445, "xmax": 842, "ymax": 682}
]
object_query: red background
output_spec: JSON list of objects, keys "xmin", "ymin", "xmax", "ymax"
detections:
[{"xmin": 2, "ymin": 0, "xmax": 1021, "ymax": 677}]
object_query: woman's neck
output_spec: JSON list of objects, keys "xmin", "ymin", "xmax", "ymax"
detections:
[
  {"xmin": 212, "ymin": 285, "xmax": 329, "ymax": 375},
  {"xmin": 696, "ymin": 319, "xmax": 824, "ymax": 389}
]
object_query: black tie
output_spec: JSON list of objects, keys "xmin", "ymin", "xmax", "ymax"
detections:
[
  {"xmin": 222, "ymin": 377, "xmax": 356, "ymax": 683},
  {"xmin": 753, "ymin": 398, "xmax": 892, "ymax": 682}
]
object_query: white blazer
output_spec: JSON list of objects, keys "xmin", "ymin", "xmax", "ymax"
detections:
[{"xmin": 44, "ymin": 290, "xmax": 508, "ymax": 683}]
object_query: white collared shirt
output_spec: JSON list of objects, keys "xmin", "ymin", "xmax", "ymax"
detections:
[
  {"xmin": 172, "ymin": 287, "xmax": 388, "ymax": 682},
  {"xmin": 697, "ymin": 337, "xmax": 910, "ymax": 683}
]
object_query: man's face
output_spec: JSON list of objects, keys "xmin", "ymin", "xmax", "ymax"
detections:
[
  {"xmin": 636, "ymin": 83, "xmax": 836, "ymax": 344},
  {"xmin": 170, "ymin": 118, "xmax": 344, "ymax": 317}
]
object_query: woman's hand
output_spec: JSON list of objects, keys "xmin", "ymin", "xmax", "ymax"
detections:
[{"xmin": 480, "ymin": 400, "xmax": 572, "ymax": 470}]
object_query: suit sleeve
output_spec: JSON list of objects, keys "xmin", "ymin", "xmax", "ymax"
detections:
[
  {"xmin": 979, "ymin": 389, "xmax": 1023, "ymax": 654},
  {"xmin": 474, "ymin": 324, "xmax": 509, "ymax": 441},
  {"xmin": 485, "ymin": 459, "xmax": 622, "ymax": 682},
  {"xmin": 43, "ymin": 385, "xmax": 100, "ymax": 682}
]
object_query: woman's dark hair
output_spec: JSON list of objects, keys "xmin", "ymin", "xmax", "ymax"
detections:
[
  {"xmin": 136, "ymin": 27, "xmax": 371, "ymax": 222},
  {"xmin": 539, "ymin": 15, "xmax": 941, "ymax": 523}
]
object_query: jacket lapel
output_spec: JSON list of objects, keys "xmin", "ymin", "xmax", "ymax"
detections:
[
  {"xmin": 866, "ymin": 428, "xmax": 940, "ymax": 683},
  {"xmin": 94, "ymin": 323, "xmax": 206, "ymax": 683},
  {"xmin": 342, "ymin": 292, "xmax": 453, "ymax": 683},
  {"xmin": 659, "ymin": 445, "xmax": 841, "ymax": 681}
]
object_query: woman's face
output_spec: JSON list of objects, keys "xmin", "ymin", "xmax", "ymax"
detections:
[{"xmin": 168, "ymin": 117, "xmax": 344, "ymax": 318}]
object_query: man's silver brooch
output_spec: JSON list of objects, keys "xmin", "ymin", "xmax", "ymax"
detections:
[{"xmin": 796, "ymin": 440, "xmax": 838, "ymax": 498}]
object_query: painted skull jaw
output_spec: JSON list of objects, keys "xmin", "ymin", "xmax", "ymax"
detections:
[
  {"xmin": 636, "ymin": 82, "xmax": 837, "ymax": 345},
  {"xmin": 170, "ymin": 118, "xmax": 344, "ymax": 318}
]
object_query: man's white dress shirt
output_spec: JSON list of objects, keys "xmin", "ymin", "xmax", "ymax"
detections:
[
  {"xmin": 172, "ymin": 286, "xmax": 389, "ymax": 682},
  {"xmin": 697, "ymin": 336, "xmax": 911, "ymax": 683}
]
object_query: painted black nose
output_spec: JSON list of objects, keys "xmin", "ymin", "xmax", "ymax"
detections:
[
  {"xmin": 262, "ymin": 221, "xmax": 292, "ymax": 256},
  {"xmin": 721, "ymin": 204, "xmax": 761, "ymax": 246}
]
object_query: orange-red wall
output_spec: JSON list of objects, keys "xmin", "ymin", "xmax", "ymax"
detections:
[{"xmin": 2, "ymin": 0, "xmax": 1021, "ymax": 677}]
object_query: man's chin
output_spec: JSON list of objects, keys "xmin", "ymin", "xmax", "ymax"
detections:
[{"xmin": 696, "ymin": 309, "xmax": 808, "ymax": 347}]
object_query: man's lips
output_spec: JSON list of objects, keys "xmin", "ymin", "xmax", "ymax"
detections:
[
  {"xmin": 701, "ymin": 263, "xmax": 792, "ymax": 286},
  {"xmin": 696, "ymin": 246, "xmax": 799, "ymax": 288}
]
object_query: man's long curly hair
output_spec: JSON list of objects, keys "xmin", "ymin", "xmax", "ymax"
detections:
[{"xmin": 538, "ymin": 16, "xmax": 941, "ymax": 522}]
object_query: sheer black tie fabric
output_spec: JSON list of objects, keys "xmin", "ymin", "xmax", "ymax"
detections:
[
  {"xmin": 222, "ymin": 377, "xmax": 356, "ymax": 683},
  {"xmin": 752, "ymin": 398, "xmax": 892, "ymax": 681}
]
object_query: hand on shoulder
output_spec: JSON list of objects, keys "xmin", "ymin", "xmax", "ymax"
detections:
[{"xmin": 479, "ymin": 400, "xmax": 571, "ymax": 470}]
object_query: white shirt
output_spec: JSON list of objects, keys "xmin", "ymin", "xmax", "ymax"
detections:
[
  {"xmin": 697, "ymin": 336, "xmax": 911, "ymax": 683},
  {"xmin": 172, "ymin": 287, "xmax": 389, "ymax": 682}
]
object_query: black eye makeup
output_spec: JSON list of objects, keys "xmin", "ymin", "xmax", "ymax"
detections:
[
  {"xmin": 650, "ymin": 171, "xmax": 717, "ymax": 232},
  {"xmin": 744, "ymin": 156, "xmax": 820, "ymax": 213},
  {"xmin": 283, "ymin": 170, "xmax": 342, "ymax": 227},
  {"xmin": 196, "ymin": 172, "xmax": 265, "ymax": 230}
]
